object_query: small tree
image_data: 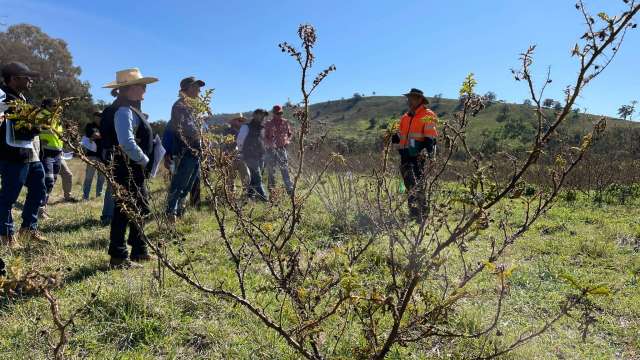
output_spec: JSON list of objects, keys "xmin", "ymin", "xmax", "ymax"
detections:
[
  {"xmin": 543, "ymin": 98, "xmax": 556, "ymax": 108},
  {"xmin": 523, "ymin": 99, "xmax": 533, "ymax": 106},
  {"xmin": 617, "ymin": 101, "xmax": 637, "ymax": 120},
  {"xmin": 484, "ymin": 91, "xmax": 497, "ymax": 102}
]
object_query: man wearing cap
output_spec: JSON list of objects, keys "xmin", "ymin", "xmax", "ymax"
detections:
[
  {"xmin": 392, "ymin": 88, "xmax": 438, "ymax": 222},
  {"xmin": 165, "ymin": 76, "xmax": 205, "ymax": 221},
  {"xmin": 264, "ymin": 105, "xmax": 294, "ymax": 195},
  {"xmin": 0, "ymin": 61, "xmax": 47, "ymax": 245}
]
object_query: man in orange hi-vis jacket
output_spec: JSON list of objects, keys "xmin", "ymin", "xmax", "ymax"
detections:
[{"xmin": 392, "ymin": 88, "xmax": 438, "ymax": 221}]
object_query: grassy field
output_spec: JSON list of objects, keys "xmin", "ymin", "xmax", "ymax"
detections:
[{"xmin": 0, "ymin": 160, "xmax": 639, "ymax": 359}]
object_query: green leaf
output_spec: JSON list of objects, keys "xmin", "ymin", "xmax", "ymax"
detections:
[
  {"xmin": 587, "ymin": 286, "xmax": 611, "ymax": 296},
  {"xmin": 560, "ymin": 273, "xmax": 581, "ymax": 289}
]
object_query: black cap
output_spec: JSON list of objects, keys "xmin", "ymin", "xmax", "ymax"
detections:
[
  {"xmin": 180, "ymin": 76, "xmax": 205, "ymax": 90},
  {"xmin": 403, "ymin": 88, "xmax": 429, "ymax": 104},
  {"xmin": 1, "ymin": 61, "xmax": 39, "ymax": 79},
  {"xmin": 253, "ymin": 108, "xmax": 268, "ymax": 115}
]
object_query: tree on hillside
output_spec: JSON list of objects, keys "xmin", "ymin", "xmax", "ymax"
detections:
[
  {"xmin": 523, "ymin": 99, "xmax": 533, "ymax": 106},
  {"xmin": 484, "ymin": 91, "xmax": 497, "ymax": 102},
  {"xmin": 617, "ymin": 102, "xmax": 636, "ymax": 120},
  {"xmin": 543, "ymin": 98, "xmax": 556, "ymax": 108},
  {"xmin": 496, "ymin": 103, "xmax": 510, "ymax": 122},
  {"xmin": 0, "ymin": 24, "xmax": 94, "ymax": 125}
]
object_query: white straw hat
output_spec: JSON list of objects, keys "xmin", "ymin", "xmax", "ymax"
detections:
[{"xmin": 102, "ymin": 68, "xmax": 158, "ymax": 89}]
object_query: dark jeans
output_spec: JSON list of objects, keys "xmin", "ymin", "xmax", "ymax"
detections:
[
  {"xmin": 166, "ymin": 152, "xmax": 200, "ymax": 216},
  {"xmin": 265, "ymin": 148, "xmax": 293, "ymax": 194},
  {"xmin": 101, "ymin": 184, "xmax": 114, "ymax": 221},
  {"xmin": 109, "ymin": 157, "xmax": 149, "ymax": 259},
  {"xmin": 400, "ymin": 155, "xmax": 426, "ymax": 220},
  {"xmin": 0, "ymin": 161, "xmax": 46, "ymax": 235},
  {"xmin": 244, "ymin": 156, "xmax": 267, "ymax": 201},
  {"xmin": 41, "ymin": 150, "xmax": 62, "ymax": 206}
]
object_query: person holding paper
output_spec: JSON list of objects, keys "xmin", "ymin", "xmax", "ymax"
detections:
[
  {"xmin": 102, "ymin": 68, "xmax": 158, "ymax": 269},
  {"xmin": 0, "ymin": 61, "xmax": 47, "ymax": 246}
]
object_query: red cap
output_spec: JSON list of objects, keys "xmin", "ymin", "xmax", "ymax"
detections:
[{"xmin": 272, "ymin": 105, "xmax": 284, "ymax": 114}]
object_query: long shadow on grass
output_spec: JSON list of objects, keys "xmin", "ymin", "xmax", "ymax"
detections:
[{"xmin": 39, "ymin": 217, "xmax": 103, "ymax": 234}]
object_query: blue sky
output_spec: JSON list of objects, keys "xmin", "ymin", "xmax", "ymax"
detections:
[{"xmin": 1, "ymin": 0, "xmax": 638, "ymax": 121}]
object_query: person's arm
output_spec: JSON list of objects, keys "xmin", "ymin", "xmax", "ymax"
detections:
[
  {"xmin": 286, "ymin": 121, "xmax": 293, "ymax": 143},
  {"xmin": 114, "ymin": 107, "xmax": 149, "ymax": 166},
  {"xmin": 236, "ymin": 125, "xmax": 249, "ymax": 152}
]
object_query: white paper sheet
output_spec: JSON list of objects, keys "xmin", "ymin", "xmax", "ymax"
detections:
[{"xmin": 151, "ymin": 134, "xmax": 166, "ymax": 178}]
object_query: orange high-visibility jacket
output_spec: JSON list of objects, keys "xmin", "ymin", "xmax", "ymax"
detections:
[{"xmin": 398, "ymin": 105, "xmax": 438, "ymax": 149}]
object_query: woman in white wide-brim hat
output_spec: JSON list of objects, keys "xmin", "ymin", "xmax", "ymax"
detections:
[{"xmin": 102, "ymin": 68, "xmax": 158, "ymax": 269}]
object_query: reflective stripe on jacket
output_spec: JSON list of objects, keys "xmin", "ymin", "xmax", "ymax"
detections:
[{"xmin": 397, "ymin": 105, "xmax": 438, "ymax": 149}]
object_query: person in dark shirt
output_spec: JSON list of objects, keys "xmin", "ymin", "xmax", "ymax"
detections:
[
  {"xmin": 0, "ymin": 62, "xmax": 47, "ymax": 245},
  {"xmin": 238, "ymin": 109, "xmax": 268, "ymax": 201},
  {"xmin": 165, "ymin": 76, "xmax": 205, "ymax": 221}
]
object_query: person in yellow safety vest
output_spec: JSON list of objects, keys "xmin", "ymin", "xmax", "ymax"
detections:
[
  {"xmin": 38, "ymin": 98, "xmax": 65, "ymax": 219},
  {"xmin": 391, "ymin": 88, "xmax": 438, "ymax": 222}
]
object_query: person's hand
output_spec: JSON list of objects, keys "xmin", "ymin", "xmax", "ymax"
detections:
[{"xmin": 163, "ymin": 155, "xmax": 173, "ymax": 170}]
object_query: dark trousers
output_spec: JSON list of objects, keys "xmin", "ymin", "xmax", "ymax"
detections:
[
  {"xmin": 0, "ymin": 161, "xmax": 46, "ymax": 235},
  {"xmin": 400, "ymin": 156, "xmax": 427, "ymax": 220},
  {"xmin": 109, "ymin": 158, "xmax": 149, "ymax": 259},
  {"xmin": 244, "ymin": 156, "xmax": 267, "ymax": 201},
  {"xmin": 41, "ymin": 150, "xmax": 62, "ymax": 206},
  {"xmin": 190, "ymin": 173, "xmax": 201, "ymax": 207},
  {"xmin": 166, "ymin": 152, "xmax": 200, "ymax": 215}
]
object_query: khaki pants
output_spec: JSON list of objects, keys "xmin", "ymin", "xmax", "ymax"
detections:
[
  {"xmin": 226, "ymin": 157, "xmax": 249, "ymax": 193},
  {"xmin": 59, "ymin": 159, "xmax": 73, "ymax": 198}
]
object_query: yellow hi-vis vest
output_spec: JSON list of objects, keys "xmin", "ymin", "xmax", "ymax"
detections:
[{"xmin": 38, "ymin": 110, "xmax": 64, "ymax": 151}]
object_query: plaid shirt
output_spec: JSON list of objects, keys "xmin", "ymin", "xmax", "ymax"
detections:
[{"xmin": 264, "ymin": 117, "xmax": 292, "ymax": 149}]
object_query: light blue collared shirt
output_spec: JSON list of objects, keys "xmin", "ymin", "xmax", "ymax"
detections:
[{"xmin": 114, "ymin": 106, "xmax": 149, "ymax": 166}]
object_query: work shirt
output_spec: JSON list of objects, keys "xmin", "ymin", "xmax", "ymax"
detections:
[
  {"xmin": 0, "ymin": 85, "xmax": 40, "ymax": 163},
  {"xmin": 169, "ymin": 97, "xmax": 201, "ymax": 153},
  {"xmin": 397, "ymin": 105, "xmax": 438, "ymax": 157},
  {"xmin": 264, "ymin": 117, "xmax": 292, "ymax": 149}
]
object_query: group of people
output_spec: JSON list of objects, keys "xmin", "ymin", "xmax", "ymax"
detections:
[{"xmin": 0, "ymin": 61, "xmax": 438, "ymax": 270}]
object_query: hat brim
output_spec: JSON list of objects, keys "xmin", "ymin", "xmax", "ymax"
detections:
[
  {"xmin": 403, "ymin": 93, "xmax": 429, "ymax": 104},
  {"xmin": 23, "ymin": 70, "xmax": 40, "ymax": 78},
  {"xmin": 102, "ymin": 77, "xmax": 159, "ymax": 89}
]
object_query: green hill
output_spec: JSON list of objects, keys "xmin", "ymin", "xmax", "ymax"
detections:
[{"xmin": 211, "ymin": 95, "xmax": 640, "ymax": 158}]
